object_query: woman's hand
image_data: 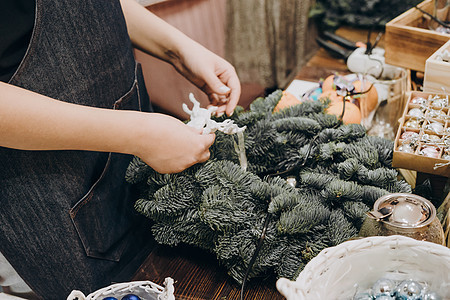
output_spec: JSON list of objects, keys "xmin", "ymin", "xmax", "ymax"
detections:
[
  {"xmin": 133, "ymin": 113, "xmax": 215, "ymax": 174},
  {"xmin": 171, "ymin": 42, "xmax": 241, "ymax": 117}
]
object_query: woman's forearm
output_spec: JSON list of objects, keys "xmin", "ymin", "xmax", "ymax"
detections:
[
  {"xmin": 0, "ymin": 82, "xmax": 144, "ymax": 154},
  {"xmin": 119, "ymin": 0, "xmax": 197, "ymax": 65}
]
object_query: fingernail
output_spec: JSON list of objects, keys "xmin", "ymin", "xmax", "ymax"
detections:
[
  {"xmin": 219, "ymin": 86, "xmax": 230, "ymax": 94},
  {"xmin": 219, "ymin": 95, "xmax": 229, "ymax": 102},
  {"xmin": 217, "ymin": 112, "xmax": 224, "ymax": 117}
]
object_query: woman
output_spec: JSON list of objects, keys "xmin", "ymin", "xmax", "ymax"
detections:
[{"xmin": 0, "ymin": 0, "xmax": 240, "ymax": 298}]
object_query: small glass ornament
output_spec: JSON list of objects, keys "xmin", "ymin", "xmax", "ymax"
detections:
[
  {"xmin": 360, "ymin": 193, "xmax": 445, "ymax": 245},
  {"xmin": 424, "ymin": 122, "xmax": 444, "ymax": 134},
  {"xmin": 430, "ymin": 96, "xmax": 448, "ymax": 109},
  {"xmin": 410, "ymin": 96, "xmax": 428, "ymax": 105},
  {"xmin": 422, "ymin": 291, "xmax": 442, "ymax": 300},
  {"xmin": 426, "ymin": 108, "xmax": 446, "ymax": 119},
  {"xmin": 400, "ymin": 131, "xmax": 419, "ymax": 141},
  {"xmin": 421, "ymin": 134, "xmax": 441, "ymax": 143},
  {"xmin": 374, "ymin": 295, "xmax": 394, "ymax": 300},
  {"xmin": 408, "ymin": 107, "xmax": 425, "ymax": 118},
  {"xmin": 354, "ymin": 292, "xmax": 373, "ymax": 300},
  {"xmin": 419, "ymin": 146, "xmax": 440, "ymax": 158},
  {"xmin": 286, "ymin": 176, "xmax": 297, "ymax": 188},
  {"xmin": 397, "ymin": 144, "xmax": 415, "ymax": 153},
  {"xmin": 121, "ymin": 295, "xmax": 141, "ymax": 300},
  {"xmin": 394, "ymin": 280, "xmax": 422, "ymax": 300},
  {"xmin": 404, "ymin": 118, "xmax": 421, "ymax": 129},
  {"xmin": 372, "ymin": 278, "xmax": 396, "ymax": 297}
]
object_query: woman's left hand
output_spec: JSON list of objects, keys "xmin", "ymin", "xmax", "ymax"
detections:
[{"xmin": 171, "ymin": 42, "xmax": 241, "ymax": 117}]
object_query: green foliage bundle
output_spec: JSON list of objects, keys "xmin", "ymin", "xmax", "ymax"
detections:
[{"xmin": 126, "ymin": 90, "xmax": 411, "ymax": 283}]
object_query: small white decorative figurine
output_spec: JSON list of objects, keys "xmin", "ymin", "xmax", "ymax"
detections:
[
  {"xmin": 182, "ymin": 93, "xmax": 248, "ymax": 170},
  {"xmin": 182, "ymin": 93, "xmax": 246, "ymax": 136}
]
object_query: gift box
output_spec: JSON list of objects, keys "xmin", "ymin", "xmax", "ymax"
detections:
[
  {"xmin": 385, "ymin": 0, "xmax": 450, "ymax": 72},
  {"xmin": 392, "ymin": 91, "xmax": 450, "ymax": 177},
  {"xmin": 424, "ymin": 39, "xmax": 450, "ymax": 94}
]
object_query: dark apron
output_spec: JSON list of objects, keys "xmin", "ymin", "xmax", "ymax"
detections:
[{"xmin": 0, "ymin": 0, "xmax": 153, "ymax": 298}]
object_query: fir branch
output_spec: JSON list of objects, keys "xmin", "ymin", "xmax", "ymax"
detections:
[
  {"xmin": 199, "ymin": 185, "xmax": 259, "ymax": 232},
  {"xmin": 307, "ymin": 112, "xmax": 341, "ymax": 129},
  {"xmin": 272, "ymin": 98, "xmax": 325, "ymax": 119},
  {"xmin": 361, "ymin": 185, "xmax": 390, "ymax": 205},
  {"xmin": 320, "ymin": 178, "xmax": 364, "ymax": 205},
  {"xmin": 125, "ymin": 156, "xmax": 152, "ymax": 184},
  {"xmin": 341, "ymin": 142, "xmax": 380, "ymax": 169},
  {"xmin": 342, "ymin": 201, "xmax": 370, "ymax": 228},
  {"xmin": 149, "ymin": 176, "xmax": 199, "ymax": 218},
  {"xmin": 299, "ymin": 171, "xmax": 336, "ymax": 190},
  {"xmin": 317, "ymin": 141, "xmax": 346, "ymax": 161},
  {"xmin": 337, "ymin": 158, "xmax": 360, "ymax": 181},
  {"xmin": 271, "ymin": 117, "xmax": 321, "ymax": 134},
  {"xmin": 277, "ymin": 200, "xmax": 331, "ymax": 235},
  {"xmin": 326, "ymin": 210, "xmax": 358, "ymax": 245}
]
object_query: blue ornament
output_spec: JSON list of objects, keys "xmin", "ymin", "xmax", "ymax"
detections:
[
  {"xmin": 374, "ymin": 295, "xmax": 394, "ymax": 300},
  {"xmin": 102, "ymin": 298, "xmax": 118, "ymax": 300},
  {"xmin": 354, "ymin": 292, "xmax": 373, "ymax": 300},
  {"xmin": 395, "ymin": 280, "xmax": 422, "ymax": 300},
  {"xmin": 121, "ymin": 294, "xmax": 141, "ymax": 300},
  {"xmin": 372, "ymin": 278, "xmax": 396, "ymax": 297},
  {"xmin": 422, "ymin": 291, "xmax": 442, "ymax": 300}
]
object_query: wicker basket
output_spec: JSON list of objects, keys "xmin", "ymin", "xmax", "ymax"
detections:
[
  {"xmin": 66, "ymin": 278, "xmax": 174, "ymax": 300},
  {"xmin": 276, "ymin": 235, "xmax": 450, "ymax": 300}
]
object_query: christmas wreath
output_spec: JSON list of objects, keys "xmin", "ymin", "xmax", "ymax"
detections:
[{"xmin": 125, "ymin": 90, "xmax": 411, "ymax": 284}]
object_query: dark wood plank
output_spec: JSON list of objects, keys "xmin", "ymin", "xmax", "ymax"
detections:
[{"xmin": 132, "ymin": 244, "xmax": 284, "ymax": 300}]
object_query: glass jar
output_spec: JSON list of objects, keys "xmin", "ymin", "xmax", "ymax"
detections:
[{"xmin": 359, "ymin": 193, "xmax": 445, "ymax": 245}]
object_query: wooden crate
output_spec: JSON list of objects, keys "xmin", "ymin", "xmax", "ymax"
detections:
[
  {"xmin": 424, "ymin": 39, "xmax": 450, "ymax": 94},
  {"xmin": 385, "ymin": 0, "xmax": 450, "ymax": 72},
  {"xmin": 393, "ymin": 91, "xmax": 450, "ymax": 177}
]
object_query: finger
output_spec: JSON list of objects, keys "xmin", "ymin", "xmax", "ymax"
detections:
[
  {"xmin": 204, "ymin": 132, "xmax": 215, "ymax": 148},
  {"xmin": 214, "ymin": 105, "xmax": 226, "ymax": 117},
  {"xmin": 198, "ymin": 149, "xmax": 211, "ymax": 163},
  {"xmin": 225, "ymin": 78, "xmax": 241, "ymax": 117}
]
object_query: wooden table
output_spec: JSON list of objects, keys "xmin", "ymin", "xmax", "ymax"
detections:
[
  {"xmin": 132, "ymin": 243, "xmax": 283, "ymax": 300},
  {"xmin": 131, "ymin": 26, "xmax": 391, "ymax": 300}
]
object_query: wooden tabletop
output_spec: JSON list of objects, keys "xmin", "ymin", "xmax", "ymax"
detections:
[{"xmin": 132, "ymin": 244, "xmax": 284, "ymax": 300}]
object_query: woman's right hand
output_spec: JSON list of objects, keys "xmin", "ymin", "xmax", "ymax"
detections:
[{"xmin": 132, "ymin": 113, "xmax": 215, "ymax": 174}]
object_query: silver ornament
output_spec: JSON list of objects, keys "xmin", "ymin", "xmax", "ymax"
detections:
[
  {"xmin": 408, "ymin": 108, "xmax": 424, "ymax": 118},
  {"xmin": 398, "ymin": 144, "xmax": 415, "ymax": 153},
  {"xmin": 421, "ymin": 134, "xmax": 441, "ymax": 143},
  {"xmin": 424, "ymin": 122, "xmax": 444, "ymax": 134},
  {"xmin": 422, "ymin": 291, "xmax": 442, "ymax": 300},
  {"xmin": 410, "ymin": 96, "xmax": 427, "ymax": 105},
  {"xmin": 430, "ymin": 97, "xmax": 448, "ymax": 109},
  {"xmin": 400, "ymin": 131, "xmax": 419, "ymax": 141},
  {"xmin": 419, "ymin": 146, "xmax": 440, "ymax": 158},
  {"xmin": 395, "ymin": 280, "xmax": 422, "ymax": 300},
  {"xmin": 404, "ymin": 118, "xmax": 421, "ymax": 129},
  {"xmin": 372, "ymin": 278, "xmax": 396, "ymax": 297},
  {"xmin": 354, "ymin": 292, "xmax": 373, "ymax": 300},
  {"xmin": 426, "ymin": 108, "xmax": 446, "ymax": 119}
]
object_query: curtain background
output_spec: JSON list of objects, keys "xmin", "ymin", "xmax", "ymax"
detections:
[{"xmin": 225, "ymin": 0, "xmax": 318, "ymax": 90}]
